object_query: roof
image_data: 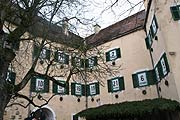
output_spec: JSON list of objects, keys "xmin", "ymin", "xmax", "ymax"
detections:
[
  {"xmin": 75, "ymin": 98, "xmax": 180, "ymax": 120},
  {"xmin": 86, "ymin": 10, "xmax": 146, "ymax": 47}
]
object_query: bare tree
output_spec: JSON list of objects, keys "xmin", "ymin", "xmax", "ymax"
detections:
[{"xmin": 0, "ymin": 0, "xmax": 143, "ymax": 119}]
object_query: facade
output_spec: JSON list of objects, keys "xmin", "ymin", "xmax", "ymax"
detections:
[{"xmin": 3, "ymin": 0, "xmax": 180, "ymax": 120}]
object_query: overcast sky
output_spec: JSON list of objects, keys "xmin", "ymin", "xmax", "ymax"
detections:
[{"xmin": 76, "ymin": 0, "xmax": 144, "ymax": 37}]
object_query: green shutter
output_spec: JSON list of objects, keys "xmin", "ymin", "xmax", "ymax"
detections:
[
  {"xmin": 30, "ymin": 77, "xmax": 36, "ymax": 92},
  {"xmin": 86, "ymin": 84, "xmax": 90, "ymax": 96},
  {"xmin": 13, "ymin": 40, "xmax": 20, "ymax": 50},
  {"xmin": 170, "ymin": 5, "xmax": 180, "ymax": 21},
  {"xmin": 71, "ymin": 83, "xmax": 75, "ymax": 95},
  {"xmin": 54, "ymin": 51, "xmax": 58, "ymax": 62},
  {"xmin": 145, "ymin": 32, "xmax": 153, "ymax": 49},
  {"xmin": 153, "ymin": 15, "xmax": 158, "ymax": 32},
  {"xmin": 42, "ymin": 77, "xmax": 49, "ymax": 93},
  {"xmin": 46, "ymin": 49, "xmax": 51, "ymax": 60},
  {"xmin": 107, "ymin": 79, "xmax": 112, "ymax": 92},
  {"xmin": 106, "ymin": 51, "xmax": 110, "ymax": 62},
  {"xmin": 96, "ymin": 82, "xmax": 100, "ymax": 95},
  {"xmin": 94, "ymin": 56, "xmax": 98, "ymax": 66},
  {"xmin": 145, "ymin": 36, "xmax": 150, "ymax": 49},
  {"xmin": 65, "ymin": 82, "xmax": 69, "ymax": 95},
  {"xmin": 7, "ymin": 71, "xmax": 16, "ymax": 84},
  {"xmin": 52, "ymin": 81, "xmax": 58, "ymax": 94},
  {"xmin": 164, "ymin": 53, "xmax": 170, "ymax": 74},
  {"xmin": 159, "ymin": 53, "xmax": 170, "ymax": 78},
  {"xmin": 82, "ymin": 84, "xmax": 85, "ymax": 96},
  {"xmin": 147, "ymin": 70, "xmax": 156, "ymax": 85},
  {"xmin": 155, "ymin": 62, "xmax": 162, "ymax": 82},
  {"xmin": 119, "ymin": 77, "xmax": 125, "ymax": 90},
  {"xmin": 65, "ymin": 54, "xmax": 69, "ymax": 65},
  {"xmin": 132, "ymin": 74, "xmax": 139, "ymax": 88},
  {"xmin": 116, "ymin": 48, "xmax": 121, "ymax": 58},
  {"xmin": 33, "ymin": 44, "xmax": 39, "ymax": 58}
]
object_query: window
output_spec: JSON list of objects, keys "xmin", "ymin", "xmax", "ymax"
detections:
[
  {"xmin": 71, "ymin": 83, "xmax": 85, "ymax": 96},
  {"xmin": 71, "ymin": 57, "xmax": 84, "ymax": 68},
  {"xmin": 6, "ymin": 71, "xmax": 16, "ymax": 84},
  {"xmin": 33, "ymin": 44, "xmax": 51, "ymax": 60},
  {"xmin": 30, "ymin": 77, "xmax": 49, "ymax": 93},
  {"xmin": 107, "ymin": 77, "xmax": 125, "ymax": 93},
  {"xmin": 106, "ymin": 48, "xmax": 121, "ymax": 62},
  {"xmin": 86, "ymin": 82, "xmax": 100, "ymax": 96},
  {"xmin": 132, "ymin": 70, "xmax": 156, "ymax": 88},
  {"xmin": 145, "ymin": 15, "xmax": 158, "ymax": 49},
  {"xmin": 54, "ymin": 51, "xmax": 69, "ymax": 64},
  {"xmin": 170, "ymin": 5, "xmax": 180, "ymax": 21},
  {"xmin": 53, "ymin": 80, "xmax": 69, "ymax": 95},
  {"xmin": 150, "ymin": 15, "xmax": 158, "ymax": 38},
  {"xmin": 86, "ymin": 56, "xmax": 98, "ymax": 68},
  {"xmin": 155, "ymin": 53, "xmax": 170, "ymax": 78}
]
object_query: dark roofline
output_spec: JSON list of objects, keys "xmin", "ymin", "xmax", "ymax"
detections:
[
  {"xmin": 144, "ymin": 0, "xmax": 152, "ymax": 34},
  {"xmin": 4, "ymin": 5, "xmax": 83, "ymax": 48},
  {"xmin": 85, "ymin": 10, "xmax": 146, "ymax": 47}
]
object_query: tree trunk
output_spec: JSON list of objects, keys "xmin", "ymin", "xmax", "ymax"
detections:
[{"xmin": 0, "ymin": 36, "xmax": 16, "ymax": 120}]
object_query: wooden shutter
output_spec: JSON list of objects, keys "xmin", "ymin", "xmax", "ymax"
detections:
[
  {"xmin": 7, "ymin": 71, "xmax": 16, "ymax": 84},
  {"xmin": 106, "ymin": 51, "xmax": 110, "ymax": 62},
  {"xmin": 30, "ymin": 77, "xmax": 36, "ymax": 92},
  {"xmin": 145, "ymin": 32, "xmax": 153, "ymax": 49},
  {"xmin": 132, "ymin": 74, "xmax": 139, "ymax": 88},
  {"xmin": 155, "ymin": 62, "xmax": 162, "ymax": 82},
  {"xmin": 54, "ymin": 51, "xmax": 59, "ymax": 62},
  {"xmin": 116, "ymin": 48, "xmax": 121, "ymax": 58},
  {"xmin": 107, "ymin": 79, "xmax": 112, "ymax": 93},
  {"xmin": 45, "ymin": 49, "xmax": 51, "ymax": 60},
  {"xmin": 96, "ymin": 82, "xmax": 100, "ymax": 95},
  {"xmin": 33, "ymin": 44, "xmax": 39, "ymax": 58},
  {"xmin": 71, "ymin": 83, "xmax": 75, "ymax": 95},
  {"xmin": 86, "ymin": 84, "xmax": 90, "ymax": 96},
  {"xmin": 159, "ymin": 53, "xmax": 170, "ymax": 78},
  {"xmin": 82, "ymin": 84, "xmax": 86, "ymax": 96},
  {"xmin": 147, "ymin": 70, "xmax": 156, "ymax": 85},
  {"xmin": 64, "ymin": 54, "xmax": 69, "ymax": 65},
  {"xmin": 42, "ymin": 77, "xmax": 49, "ymax": 93},
  {"xmin": 119, "ymin": 77, "xmax": 125, "ymax": 90},
  {"xmin": 52, "ymin": 81, "xmax": 58, "ymax": 94},
  {"xmin": 13, "ymin": 40, "xmax": 20, "ymax": 51},
  {"xmin": 170, "ymin": 5, "xmax": 180, "ymax": 21}
]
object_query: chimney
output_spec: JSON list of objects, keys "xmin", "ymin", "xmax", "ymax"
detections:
[{"xmin": 93, "ymin": 24, "xmax": 101, "ymax": 34}]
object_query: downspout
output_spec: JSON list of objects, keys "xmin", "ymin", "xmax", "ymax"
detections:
[{"xmin": 143, "ymin": 0, "xmax": 160, "ymax": 98}]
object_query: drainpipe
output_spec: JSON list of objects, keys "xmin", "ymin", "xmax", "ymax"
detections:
[{"xmin": 149, "ymin": 48, "xmax": 160, "ymax": 98}]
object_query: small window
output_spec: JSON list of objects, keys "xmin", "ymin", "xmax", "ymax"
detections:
[
  {"xmin": 71, "ymin": 83, "xmax": 85, "ymax": 96},
  {"xmin": 86, "ymin": 82, "xmax": 100, "ymax": 96},
  {"xmin": 132, "ymin": 70, "xmax": 156, "ymax": 88},
  {"xmin": 107, "ymin": 77, "xmax": 125, "ymax": 93},
  {"xmin": 106, "ymin": 48, "xmax": 121, "ymax": 62},
  {"xmin": 52, "ymin": 80, "xmax": 69, "ymax": 95},
  {"xmin": 150, "ymin": 15, "xmax": 158, "ymax": 38},
  {"xmin": 33, "ymin": 45, "xmax": 51, "ymax": 60},
  {"xmin": 170, "ymin": 5, "xmax": 180, "ymax": 21},
  {"xmin": 6, "ymin": 71, "xmax": 16, "ymax": 84},
  {"xmin": 30, "ymin": 77, "xmax": 49, "ymax": 93},
  {"xmin": 54, "ymin": 51, "xmax": 69, "ymax": 65},
  {"xmin": 85, "ymin": 56, "xmax": 98, "ymax": 68}
]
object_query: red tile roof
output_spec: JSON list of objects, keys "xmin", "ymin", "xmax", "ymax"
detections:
[{"xmin": 86, "ymin": 10, "xmax": 146, "ymax": 47}]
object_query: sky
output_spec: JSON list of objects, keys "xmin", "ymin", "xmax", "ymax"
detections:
[{"xmin": 76, "ymin": 0, "xmax": 144, "ymax": 37}]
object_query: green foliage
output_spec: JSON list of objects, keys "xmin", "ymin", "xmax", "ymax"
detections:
[{"xmin": 75, "ymin": 98, "xmax": 180, "ymax": 120}]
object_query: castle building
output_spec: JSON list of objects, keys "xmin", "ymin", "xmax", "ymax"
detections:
[{"xmin": 3, "ymin": 0, "xmax": 180, "ymax": 120}]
